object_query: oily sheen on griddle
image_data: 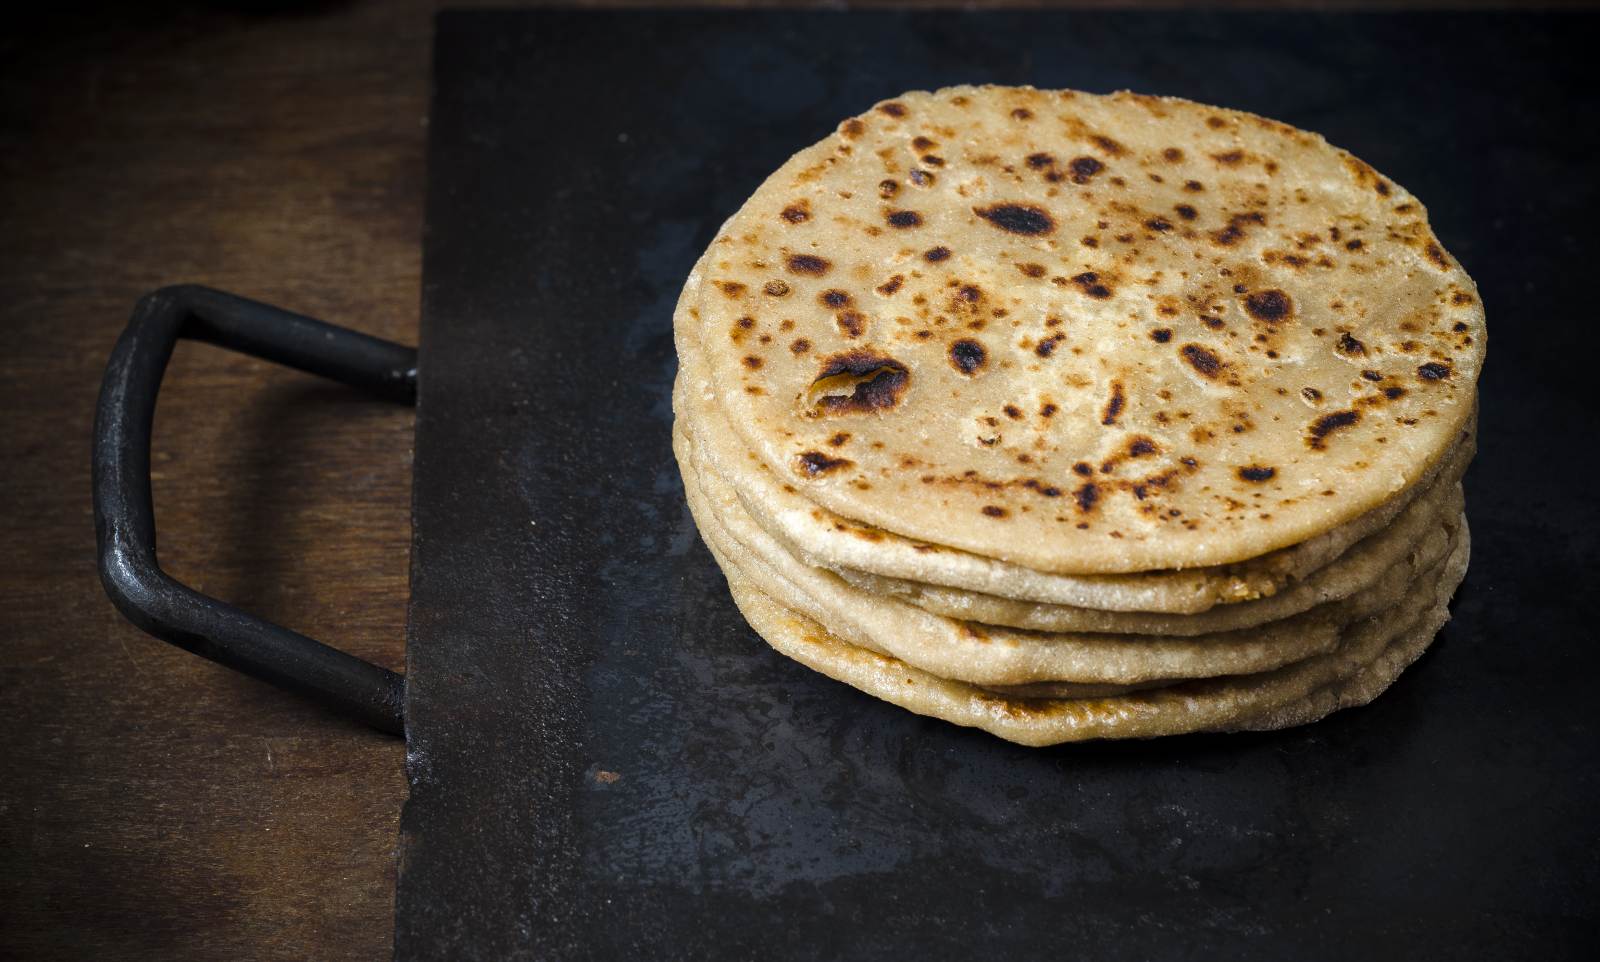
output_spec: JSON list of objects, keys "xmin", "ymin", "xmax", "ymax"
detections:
[{"xmin": 671, "ymin": 85, "xmax": 1485, "ymax": 745}]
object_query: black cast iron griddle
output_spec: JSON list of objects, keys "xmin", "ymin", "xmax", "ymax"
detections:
[{"xmin": 395, "ymin": 9, "xmax": 1600, "ymax": 960}]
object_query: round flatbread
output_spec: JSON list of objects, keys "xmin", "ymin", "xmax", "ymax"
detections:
[
  {"xmin": 684, "ymin": 85, "xmax": 1485, "ymax": 574},
  {"xmin": 836, "ymin": 482, "xmax": 1463, "ymax": 636},
  {"xmin": 677, "ymin": 274, "xmax": 1474, "ymax": 613}
]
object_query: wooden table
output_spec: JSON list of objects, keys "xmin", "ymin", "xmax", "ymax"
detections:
[{"xmin": 0, "ymin": 1, "xmax": 1583, "ymax": 958}]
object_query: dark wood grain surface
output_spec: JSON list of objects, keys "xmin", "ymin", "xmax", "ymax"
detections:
[
  {"xmin": 0, "ymin": 1, "xmax": 1587, "ymax": 959},
  {"xmin": 1, "ymin": 3, "xmax": 424, "ymax": 959}
]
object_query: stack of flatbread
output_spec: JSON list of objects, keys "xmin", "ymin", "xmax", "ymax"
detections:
[{"xmin": 672, "ymin": 86, "xmax": 1485, "ymax": 746}]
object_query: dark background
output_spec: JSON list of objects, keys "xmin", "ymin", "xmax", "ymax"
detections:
[{"xmin": 3, "ymin": 2, "xmax": 1597, "ymax": 960}]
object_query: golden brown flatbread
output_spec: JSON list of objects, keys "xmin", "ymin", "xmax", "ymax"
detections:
[{"xmin": 683, "ymin": 85, "xmax": 1484, "ymax": 574}]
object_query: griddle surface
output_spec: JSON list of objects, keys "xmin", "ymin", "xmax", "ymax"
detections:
[{"xmin": 399, "ymin": 10, "xmax": 1599, "ymax": 959}]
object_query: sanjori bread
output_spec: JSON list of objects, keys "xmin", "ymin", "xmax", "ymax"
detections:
[{"xmin": 672, "ymin": 85, "xmax": 1484, "ymax": 745}]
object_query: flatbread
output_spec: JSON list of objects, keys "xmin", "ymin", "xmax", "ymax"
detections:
[
  {"xmin": 685, "ymin": 85, "xmax": 1485, "ymax": 574},
  {"xmin": 678, "ymin": 262, "xmax": 1476, "ymax": 612},
  {"xmin": 708, "ymin": 525, "xmax": 1469, "ymax": 745},
  {"xmin": 679, "ymin": 419, "xmax": 1463, "ymax": 687},
  {"xmin": 837, "ymin": 482, "xmax": 1463, "ymax": 635}
]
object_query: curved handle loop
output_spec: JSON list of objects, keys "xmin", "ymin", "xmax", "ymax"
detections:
[{"xmin": 93, "ymin": 285, "xmax": 414, "ymax": 734}]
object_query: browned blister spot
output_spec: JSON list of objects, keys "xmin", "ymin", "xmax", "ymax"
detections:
[
  {"xmin": 780, "ymin": 202, "xmax": 811, "ymax": 224},
  {"xmin": 1017, "ymin": 262, "xmax": 1046, "ymax": 278},
  {"xmin": 1021, "ymin": 479, "xmax": 1063, "ymax": 497},
  {"xmin": 887, "ymin": 210, "xmax": 923, "ymax": 228},
  {"xmin": 1180, "ymin": 343, "xmax": 1223, "ymax": 379},
  {"xmin": 835, "ymin": 310, "xmax": 866, "ymax": 338},
  {"xmin": 1092, "ymin": 135, "xmax": 1126, "ymax": 156},
  {"xmin": 1074, "ymin": 482, "xmax": 1101, "ymax": 513},
  {"xmin": 1211, "ymin": 225, "xmax": 1245, "ymax": 247},
  {"xmin": 1070, "ymin": 271, "xmax": 1113, "ymax": 299},
  {"xmin": 1307, "ymin": 409, "xmax": 1361, "ymax": 450},
  {"xmin": 1035, "ymin": 333, "xmax": 1065, "ymax": 358},
  {"xmin": 878, "ymin": 101, "xmax": 907, "ymax": 118},
  {"xmin": 909, "ymin": 169, "xmax": 935, "ymax": 187},
  {"xmin": 763, "ymin": 280, "xmax": 790, "ymax": 297},
  {"xmin": 1424, "ymin": 242, "xmax": 1451, "ymax": 270},
  {"xmin": 982, "ymin": 505, "xmax": 1009, "ymax": 518},
  {"xmin": 743, "ymin": 355, "xmax": 763, "ymax": 370},
  {"xmin": 1026, "ymin": 152, "xmax": 1055, "ymax": 169},
  {"xmin": 955, "ymin": 284, "xmax": 983, "ymax": 304},
  {"xmin": 1417, "ymin": 361, "xmax": 1452, "ymax": 381},
  {"xmin": 1162, "ymin": 147, "xmax": 1185, "ymax": 162},
  {"xmin": 1244, "ymin": 289, "xmax": 1293, "ymax": 323},
  {"xmin": 1068, "ymin": 156, "xmax": 1104, "ymax": 184},
  {"xmin": 717, "ymin": 281, "xmax": 747, "ymax": 298},
  {"xmin": 819, "ymin": 289, "xmax": 852, "ymax": 308},
  {"xmin": 1150, "ymin": 328, "xmax": 1172, "ymax": 343},
  {"xmin": 810, "ymin": 351, "xmax": 910, "ymax": 414},
  {"xmin": 1238, "ymin": 465, "xmax": 1276, "ymax": 482},
  {"xmin": 923, "ymin": 246, "xmax": 952, "ymax": 262},
  {"xmin": 1336, "ymin": 331, "xmax": 1368, "ymax": 357},
  {"xmin": 1127, "ymin": 436, "xmax": 1159, "ymax": 457},
  {"xmin": 1212, "ymin": 149, "xmax": 1245, "ymax": 166},
  {"xmin": 878, "ymin": 179, "xmax": 900, "ymax": 199},
  {"xmin": 1101, "ymin": 380, "xmax": 1126, "ymax": 426},
  {"xmin": 786, "ymin": 253, "xmax": 832, "ymax": 276},
  {"xmin": 796, "ymin": 450, "xmax": 854, "ymax": 476},
  {"xmin": 1209, "ymin": 211, "xmax": 1265, "ymax": 247},
  {"xmin": 949, "ymin": 338, "xmax": 988, "ymax": 375},
  {"xmin": 1174, "ymin": 204, "xmax": 1198, "ymax": 221},
  {"xmin": 974, "ymin": 203, "xmax": 1056, "ymax": 235},
  {"xmin": 790, "ymin": 338, "xmax": 811, "ymax": 355},
  {"xmin": 876, "ymin": 275, "xmax": 904, "ymax": 296}
]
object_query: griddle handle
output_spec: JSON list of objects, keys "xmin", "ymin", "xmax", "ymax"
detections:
[{"xmin": 93, "ymin": 285, "xmax": 414, "ymax": 735}]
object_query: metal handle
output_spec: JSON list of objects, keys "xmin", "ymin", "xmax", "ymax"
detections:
[{"xmin": 93, "ymin": 285, "xmax": 415, "ymax": 734}]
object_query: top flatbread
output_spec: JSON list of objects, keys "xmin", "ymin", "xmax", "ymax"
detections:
[{"xmin": 686, "ymin": 85, "xmax": 1485, "ymax": 574}]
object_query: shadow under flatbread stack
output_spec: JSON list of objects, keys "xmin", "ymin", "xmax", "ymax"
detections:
[{"xmin": 671, "ymin": 85, "xmax": 1485, "ymax": 746}]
